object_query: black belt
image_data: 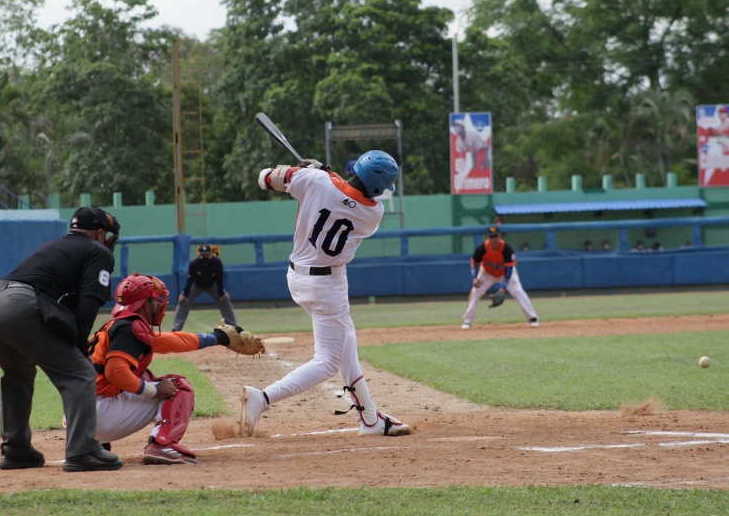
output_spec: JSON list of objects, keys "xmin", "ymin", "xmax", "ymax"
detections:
[{"xmin": 289, "ymin": 261, "xmax": 332, "ymax": 276}]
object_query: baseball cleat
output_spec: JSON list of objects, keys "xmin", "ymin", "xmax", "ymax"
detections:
[
  {"xmin": 359, "ymin": 412, "xmax": 411, "ymax": 437},
  {"xmin": 243, "ymin": 386, "xmax": 268, "ymax": 436},
  {"xmin": 142, "ymin": 442, "xmax": 187, "ymax": 465},
  {"xmin": 528, "ymin": 317, "xmax": 540, "ymax": 327},
  {"xmin": 461, "ymin": 322, "xmax": 471, "ymax": 330}
]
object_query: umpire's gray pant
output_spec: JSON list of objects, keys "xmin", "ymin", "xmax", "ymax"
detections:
[
  {"xmin": 0, "ymin": 282, "xmax": 101, "ymax": 458},
  {"xmin": 171, "ymin": 283, "xmax": 237, "ymax": 331}
]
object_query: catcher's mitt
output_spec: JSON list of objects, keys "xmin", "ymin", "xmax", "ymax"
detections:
[
  {"xmin": 488, "ymin": 289, "xmax": 506, "ymax": 308},
  {"xmin": 215, "ymin": 324, "xmax": 265, "ymax": 356}
]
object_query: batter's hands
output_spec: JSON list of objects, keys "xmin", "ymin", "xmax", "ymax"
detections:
[
  {"xmin": 473, "ymin": 278, "xmax": 482, "ymax": 288},
  {"xmin": 155, "ymin": 379, "xmax": 177, "ymax": 399},
  {"xmin": 297, "ymin": 158, "xmax": 323, "ymax": 169},
  {"xmin": 178, "ymin": 294, "xmax": 187, "ymax": 303}
]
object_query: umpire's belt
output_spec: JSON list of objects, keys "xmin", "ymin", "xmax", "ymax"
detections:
[{"xmin": 289, "ymin": 261, "xmax": 331, "ymax": 276}]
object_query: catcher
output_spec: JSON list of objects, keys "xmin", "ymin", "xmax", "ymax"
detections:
[{"xmin": 90, "ymin": 273, "xmax": 263, "ymax": 465}]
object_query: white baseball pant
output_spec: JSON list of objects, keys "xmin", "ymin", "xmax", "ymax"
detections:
[
  {"xmin": 263, "ymin": 266, "xmax": 379, "ymax": 424},
  {"xmin": 95, "ymin": 391, "xmax": 161, "ymax": 443},
  {"xmin": 462, "ymin": 267, "xmax": 538, "ymax": 324}
]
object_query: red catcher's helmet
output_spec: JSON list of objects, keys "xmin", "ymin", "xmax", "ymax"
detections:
[{"xmin": 114, "ymin": 273, "xmax": 169, "ymax": 325}]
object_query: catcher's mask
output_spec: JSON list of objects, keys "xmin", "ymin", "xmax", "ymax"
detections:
[{"xmin": 114, "ymin": 273, "xmax": 169, "ymax": 326}]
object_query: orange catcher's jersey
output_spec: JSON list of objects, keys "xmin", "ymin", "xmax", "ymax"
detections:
[{"xmin": 286, "ymin": 168, "xmax": 384, "ymax": 267}]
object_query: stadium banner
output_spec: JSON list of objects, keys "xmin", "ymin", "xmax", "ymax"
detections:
[
  {"xmin": 697, "ymin": 104, "xmax": 729, "ymax": 187},
  {"xmin": 449, "ymin": 112, "xmax": 493, "ymax": 194}
]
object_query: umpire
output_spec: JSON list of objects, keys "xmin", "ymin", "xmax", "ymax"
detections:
[
  {"xmin": 0, "ymin": 207, "xmax": 123, "ymax": 472},
  {"xmin": 171, "ymin": 244, "xmax": 237, "ymax": 331}
]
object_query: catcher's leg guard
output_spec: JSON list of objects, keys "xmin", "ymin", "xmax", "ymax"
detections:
[{"xmin": 148, "ymin": 375, "xmax": 196, "ymax": 463}]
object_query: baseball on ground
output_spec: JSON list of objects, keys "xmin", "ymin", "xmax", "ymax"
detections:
[{"xmin": 698, "ymin": 356, "xmax": 711, "ymax": 368}]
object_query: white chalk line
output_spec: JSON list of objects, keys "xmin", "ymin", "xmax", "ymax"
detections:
[
  {"xmin": 519, "ymin": 429, "xmax": 729, "ymax": 454},
  {"xmin": 518, "ymin": 444, "xmax": 644, "ymax": 453},
  {"xmin": 625, "ymin": 430, "xmax": 729, "ymax": 439},
  {"xmin": 276, "ymin": 446, "xmax": 404, "ymax": 459},
  {"xmin": 430, "ymin": 436, "xmax": 501, "ymax": 443},
  {"xmin": 271, "ymin": 427, "xmax": 359, "ymax": 438}
]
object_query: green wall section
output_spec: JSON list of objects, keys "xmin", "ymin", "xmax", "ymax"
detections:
[{"xmin": 59, "ymin": 185, "xmax": 729, "ymax": 275}]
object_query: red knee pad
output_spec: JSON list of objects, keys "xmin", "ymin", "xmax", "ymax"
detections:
[{"xmin": 154, "ymin": 375, "xmax": 195, "ymax": 447}]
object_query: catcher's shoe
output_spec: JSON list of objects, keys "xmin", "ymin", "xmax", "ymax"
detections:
[
  {"xmin": 142, "ymin": 443, "xmax": 188, "ymax": 465},
  {"xmin": 243, "ymin": 386, "xmax": 269, "ymax": 436},
  {"xmin": 359, "ymin": 413, "xmax": 411, "ymax": 437},
  {"xmin": 529, "ymin": 317, "xmax": 540, "ymax": 328}
]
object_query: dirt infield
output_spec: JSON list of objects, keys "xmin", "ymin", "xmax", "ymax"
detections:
[{"xmin": 5, "ymin": 314, "xmax": 729, "ymax": 492}]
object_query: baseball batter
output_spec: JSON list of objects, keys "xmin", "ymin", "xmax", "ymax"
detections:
[
  {"xmin": 243, "ymin": 150, "xmax": 410, "ymax": 437},
  {"xmin": 91, "ymin": 273, "xmax": 259, "ymax": 464},
  {"xmin": 461, "ymin": 226, "xmax": 539, "ymax": 329}
]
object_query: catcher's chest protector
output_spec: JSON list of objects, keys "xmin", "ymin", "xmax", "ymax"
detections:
[{"xmin": 91, "ymin": 317, "xmax": 155, "ymax": 397}]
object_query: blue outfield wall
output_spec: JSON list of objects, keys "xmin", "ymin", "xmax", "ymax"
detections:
[{"xmin": 113, "ymin": 216, "xmax": 729, "ymax": 303}]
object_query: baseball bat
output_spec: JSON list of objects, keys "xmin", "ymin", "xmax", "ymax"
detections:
[{"xmin": 255, "ymin": 112, "xmax": 305, "ymax": 163}]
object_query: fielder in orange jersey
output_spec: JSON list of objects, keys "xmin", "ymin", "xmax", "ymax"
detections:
[
  {"xmin": 461, "ymin": 226, "xmax": 539, "ymax": 329},
  {"xmin": 90, "ymin": 273, "xmax": 253, "ymax": 465}
]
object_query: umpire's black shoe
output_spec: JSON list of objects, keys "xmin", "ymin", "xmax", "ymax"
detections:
[
  {"xmin": 0, "ymin": 444, "xmax": 45, "ymax": 470},
  {"xmin": 63, "ymin": 447, "xmax": 123, "ymax": 472}
]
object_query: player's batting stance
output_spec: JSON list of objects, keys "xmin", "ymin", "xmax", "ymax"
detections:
[
  {"xmin": 243, "ymin": 151, "xmax": 411, "ymax": 436},
  {"xmin": 91, "ymin": 273, "xmax": 263, "ymax": 464}
]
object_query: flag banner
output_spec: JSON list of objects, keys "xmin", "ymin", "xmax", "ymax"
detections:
[
  {"xmin": 450, "ymin": 112, "xmax": 493, "ymax": 194},
  {"xmin": 697, "ymin": 104, "xmax": 729, "ymax": 187}
]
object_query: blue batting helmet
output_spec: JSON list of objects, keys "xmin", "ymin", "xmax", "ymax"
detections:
[{"xmin": 352, "ymin": 150, "xmax": 399, "ymax": 198}]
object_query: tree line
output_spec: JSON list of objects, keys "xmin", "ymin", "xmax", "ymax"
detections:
[{"xmin": 0, "ymin": 0, "xmax": 727, "ymax": 207}]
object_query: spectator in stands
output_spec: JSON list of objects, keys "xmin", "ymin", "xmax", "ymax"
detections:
[
  {"xmin": 519, "ymin": 242, "xmax": 529, "ymax": 252},
  {"xmin": 631, "ymin": 240, "xmax": 646, "ymax": 252},
  {"xmin": 681, "ymin": 240, "xmax": 692, "ymax": 248},
  {"xmin": 651, "ymin": 242, "xmax": 663, "ymax": 252},
  {"xmin": 600, "ymin": 240, "xmax": 612, "ymax": 251},
  {"xmin": 583, "ymin": 240, "xmax": 593, "ymax": 252}
]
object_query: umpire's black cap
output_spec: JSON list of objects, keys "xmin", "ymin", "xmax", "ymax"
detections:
[
  {"xmin": 70, "ymin": 207, "xmax": 119, "ymax": 233},
  {"xmin": 198, "ymin": 244, "xmax": 212, "ymax": 254}
]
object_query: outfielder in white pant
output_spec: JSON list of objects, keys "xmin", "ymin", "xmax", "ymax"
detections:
[
  {"xmin": 244, "ymin": 150, "xmax": 410, "ymax": 437},
  {"xmin": 462, "ymin": 267, "xmax": 538, "ymax": 327},
  {"xmin": 461, "ymin": 226, "xmax": 539, "ymax": 328}
]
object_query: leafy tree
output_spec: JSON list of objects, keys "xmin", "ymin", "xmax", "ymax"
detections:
[{"xmin": 36, "ymin": 0, "xmax": 174, "ymax": 205}]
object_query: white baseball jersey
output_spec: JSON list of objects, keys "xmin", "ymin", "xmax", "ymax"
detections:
[{"xmin": 286, "ymin": 168, "xmax": 383, "ymax": 267}]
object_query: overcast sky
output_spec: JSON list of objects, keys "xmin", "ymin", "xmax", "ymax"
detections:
[{"xmin": 37, "ymin": 0, "xmax": 473, "ymax": 41}]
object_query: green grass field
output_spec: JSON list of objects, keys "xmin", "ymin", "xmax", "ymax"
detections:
[
  {"xmin": 2, "ymin": 486, "xmax": 729, "ymax": 515},
  {"xmin": 16, "ymin": 289, "xmax": 729, "ymax": 514},
  {"xmin": 157, "ymin": 289, "xmax": 729, "ymax": 333}
]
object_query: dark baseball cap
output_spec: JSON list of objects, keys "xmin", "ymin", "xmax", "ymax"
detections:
[
  {"xmin": 70, "ymin": 207, "xmax": 119, "ymax": 233},
  {"xmin": 486, "ymin": 226, "xmax": 500, "ymax": 237},
  {"xmin": 198, "ymin": 244, "xmax": 212, "ymax": 253}
]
